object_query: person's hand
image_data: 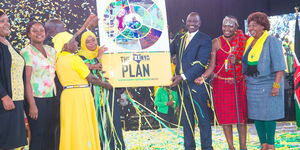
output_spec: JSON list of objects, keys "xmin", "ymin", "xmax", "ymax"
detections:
[
  {"xmin": 29, "ymin": 102, "xmax": 38, "ymax": 120},
  {"xmin": 175, "ymin": 107, "xmax": 180, "ymax": 113},
  {"xmin": 171, "ymin": 56, "xmax": 176, "ymax": 65},
  {"xmin": 93, "ymin": 63, "xmax": 102, "ymax": 70},
  {"xmin": 271, "ymin": 87, "xmax": 279, "ymax": 97},
  {"xmin": 102, "ymin": 82, "xmax": 113, "ymax": 90},
  {"xmin": 118, "ymin": 98, "xmax": 124, "ymax": 103},
  {"xmin": 1, "ymin": 95, "xmax": 15, "ymax": 110},
  {"xmin": 97, "ymin": 46, "xmax": 108, "ymax": 59},
  {"xmin": 170, "ymin": 75, "xmax": 183, "ymax": 87},
  {"xmin": 83, "ymin": 14, "xmax": 97, "ymax": 28},
  {"xmin": 228, "ymin": 54, "xmax": 236, "ymax": 64},
  {"xmin": 166, "ymin": 101, "xmax": 174, "ymax": 106},
  {"xmin": 194, "ymin": 75, "xmax": 206, "ymax": 85},
  {"xmin": 87, "ymin": 63, "xmax": 102, "ymax": 70}
]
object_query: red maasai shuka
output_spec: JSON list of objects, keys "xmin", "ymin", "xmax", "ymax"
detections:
[{"xmin": 212, "ymin": 30, "xmax": 248, "ymax": 125}]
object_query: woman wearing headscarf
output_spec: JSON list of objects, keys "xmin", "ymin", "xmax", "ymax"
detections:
[
  {"xmin": 78, "ymin": 31, "xmax": 126, "ymax": 150},
  {"xmin": 243, "ymin": 12, "xmax": 285, "ymax": 150},
  {"xmin": 0, "ymin": 9, "xmax": 27, "ymax": 149},
  {"xmin": 77, "ymin": 31, "xmax": 108, "ymax": 148},
  {"xmin": 56, "ymin": 34, "xmax": 114, "ymax": 150}
]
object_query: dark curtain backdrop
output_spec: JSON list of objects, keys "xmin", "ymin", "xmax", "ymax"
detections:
[
  {"xmin": 1, "ymin": 0, "xmax": 299, "ymax": 48},
  {"xmin": 165, "ymin": 0, "xmax": 269, "ymax": 38},
  {"xmin": 166, "ymin": 0, "xmax": 300, "ymax": 38},
  {"xmin": 270, "ymin": 0, "xmax": 300, "ymax": 16}
]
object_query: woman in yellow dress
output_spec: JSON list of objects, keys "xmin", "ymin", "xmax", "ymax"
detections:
[
  {"xmin": 77, "ymin": 31, "xmax": 109, "ymax": 149},
  {"xmin": 55, "ymin": 37, "xmax": 112, "ymax": 150},
  {"xmin": 78, "ymin": 31, "xmax": 126, "ymax": 150}
]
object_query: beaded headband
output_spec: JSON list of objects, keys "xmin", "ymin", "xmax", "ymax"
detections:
[{"xmin": 222, "ymin": 16, "xmax": 239, "ymax": 27}]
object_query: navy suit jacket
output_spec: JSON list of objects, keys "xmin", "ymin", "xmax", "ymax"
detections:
[{"xmin": 170, "ymin": 31, "xmax": 212, "ymax": 96}]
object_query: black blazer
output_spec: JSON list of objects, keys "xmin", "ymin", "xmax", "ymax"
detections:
[
  {"xmin": 0, "ymin": 42, "xmax": 12, "ymax": 99},
  {"xmin": 0, "ymin": 42, "xmax": 25, "ymax": 110}
]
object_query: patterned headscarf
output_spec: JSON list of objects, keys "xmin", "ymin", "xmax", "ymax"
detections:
[{"xmin": 222, "ymin": 16, "xmax": 239, "ymax": 27}]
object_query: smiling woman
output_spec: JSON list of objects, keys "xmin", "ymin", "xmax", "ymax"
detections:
[
  {"xmin": 0, "ymin": 10, "xmax": 28, "ymax": 149},
  {"xmin": 20, "ymin": 21, "xmax": 57, "ymax": 150},
  {"xmin": 194, "ymin": 15, "xmax": 248, "ymax": 150},
  {"xmin": 243, "ymin": 12, "xmax": 285, "ymax": 150}
]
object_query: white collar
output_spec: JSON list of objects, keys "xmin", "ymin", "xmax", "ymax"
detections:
[{"xmin": 187, "ymin": 30, "xmax": 198, "ymax": 40}]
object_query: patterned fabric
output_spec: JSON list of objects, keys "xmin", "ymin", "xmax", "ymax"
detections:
[
  {"xmin": 20, "ymin": 44, "xmax": 56, "ymax": 98},
  {"xmin": 212, "ymin": 30, "xmax": 248, "ymax": 124},
  {"xmin": 216, "ymin": 30, "xmax": 248, "ymax": 79},
  {"xmin": 9, "ymin": 46, "xmax": 24, "ymax": 101}
]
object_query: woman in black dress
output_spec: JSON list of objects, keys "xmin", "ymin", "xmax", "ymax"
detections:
[{"xmin": 0, "ymin": 10, "xmax": 27, "ymax": 150}]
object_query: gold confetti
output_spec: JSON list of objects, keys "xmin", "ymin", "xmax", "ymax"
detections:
[{"xmin": 1, "ymin": 0, "xmax": 97, "ymax": 51}]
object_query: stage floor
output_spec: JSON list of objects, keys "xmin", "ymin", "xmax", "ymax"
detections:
[
  {"xmin": 17, "ymin": 121, "xmax": 299, "ymax": 150},
  {"xmin": 123, "ymin": 122, "xmax": 300, "ymax": 150}
]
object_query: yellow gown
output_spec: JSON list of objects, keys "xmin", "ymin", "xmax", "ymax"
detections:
[{"xmin": 56, "ymin": 51, "xmax": 100, "ymax": 150}]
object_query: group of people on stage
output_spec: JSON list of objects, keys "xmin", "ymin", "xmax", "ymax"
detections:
[
  {"xmin": 0, "ymin": 7, "xmax": 286, "ymax": 150},
  {"xmin": 0, "ymin": 11, "xmax": 125, "ymax": 150},
  {"xmin": 168, "ymin": 11, "xmax": 285, "ymax": 150}
]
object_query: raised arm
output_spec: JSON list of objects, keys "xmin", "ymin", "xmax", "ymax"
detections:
[{"xmin": 74, "ymin": 14, "xmax": 97, "ymax": 38}]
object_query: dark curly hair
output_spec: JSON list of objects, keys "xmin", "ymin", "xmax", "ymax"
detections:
[
  {"xmin": 26, "ymin": 21, "xmax": 45, "ymax": 37},
  {"xmin": 247, "ymin": 12, "xmax": 270, "ymax": 31}
]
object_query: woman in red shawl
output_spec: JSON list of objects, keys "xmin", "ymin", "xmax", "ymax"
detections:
[{"xmin": 195, "ymin": 16, "xmax": 248, "ymax": 150}]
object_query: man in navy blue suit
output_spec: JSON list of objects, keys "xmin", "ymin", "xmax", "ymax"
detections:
[{"xmin": 170, "ymin": 12, "xmax": 213, "ymax": 150}]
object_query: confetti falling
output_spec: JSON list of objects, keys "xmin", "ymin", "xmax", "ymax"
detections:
[
  {"xmin": 1, "ymin": 0, "xmax": 97, "ymax": 50},
  {"xmin": 3, "ymin": 1, "xmax": 299, "ymax": 150}
]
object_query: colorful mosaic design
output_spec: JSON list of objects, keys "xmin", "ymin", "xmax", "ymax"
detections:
[{"xmin": 103, "ymin": 0, "xmax": 164, "ymax": 51}]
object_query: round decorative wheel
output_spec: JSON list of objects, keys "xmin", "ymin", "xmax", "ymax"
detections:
[{"xmin": 103, "ymin": 0, "xmax": 164, "ymax": 50}]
